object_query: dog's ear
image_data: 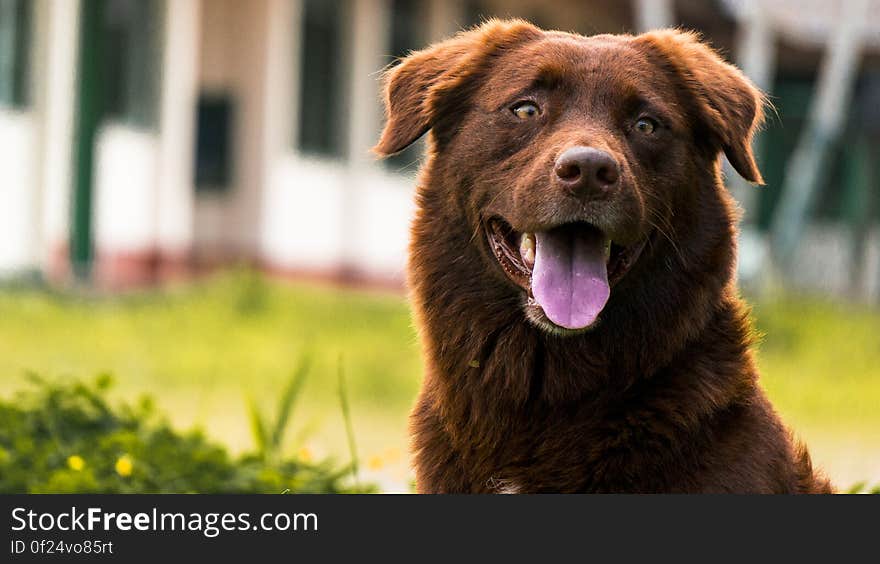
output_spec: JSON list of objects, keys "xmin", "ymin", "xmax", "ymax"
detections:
[
  {"xmin": 635, "ymin": 30, "xmax": 765, "ymax": 184},
  {"xmin": 373, "ymin": 19, "xmax": 541, "ymax": 157}
]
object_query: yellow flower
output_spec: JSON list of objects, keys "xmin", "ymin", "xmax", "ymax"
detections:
[
  {"xmin": 367, "ymin": 455, "xmax": 384, "ymax": 471},
  {"xmin": 67, "ymin": 455, "xmax": 85, "ymax": 472},
  {"xmin": 115, "ymin": 455, "xmax": 133, "ymax": 477},
  {"xmin": 297, "ymin": 447, "xmax": 313, "ymax": 463}
]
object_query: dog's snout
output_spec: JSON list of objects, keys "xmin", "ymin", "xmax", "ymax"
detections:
[{"xmin": 554, "ymin": 146, "xmax": 619, "ymax": 198}]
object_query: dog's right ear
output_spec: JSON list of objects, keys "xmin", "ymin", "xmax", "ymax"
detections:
[{"xmin": 373, "ymin": 19, "xmax": 541, "ymax": 157}]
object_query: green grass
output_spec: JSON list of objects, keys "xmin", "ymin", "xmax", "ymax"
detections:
[
  {"xmin": 754, "ymin": 297, "xmax": 880, "ymax": 430},
  {"xmin": 0, "ymin": 271, "xmax": 877, "ymax": 489},
  {"xmin": 750, "ymin": 297, "xmax": 880, "ymax": 486},
  {"xmin": 0, "ymin": 271, "xmax": 421, "ymax": 490}
]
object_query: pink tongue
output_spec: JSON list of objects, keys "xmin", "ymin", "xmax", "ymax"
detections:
[{"xmin": 532, "ymin": 225, "xmax": 610, "ymax": 330}]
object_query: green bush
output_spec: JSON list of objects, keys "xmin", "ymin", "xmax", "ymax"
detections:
[
  {"xmin": 0, "ymin": 374, "xmax": 373, "ymax": 493},
  {"xmin": 845, "ymin": 481, "xmax": 880, "ymax": 495}
]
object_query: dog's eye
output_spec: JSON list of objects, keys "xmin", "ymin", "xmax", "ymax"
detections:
[
  {"xmin": 511, "ymin": 102, "xmax": 540, "ymax": 119},
  {"xmin": 634, "ymin": 117, "xmax": 657, "ymax": 134}
]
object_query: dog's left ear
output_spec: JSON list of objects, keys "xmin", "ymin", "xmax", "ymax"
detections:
[
  {"xmin": 374, "ymin": 19, "xmax": 541, "ymax": 157},
  {"xmin": 635, "ymin": 30, "xmax": 765, "ymax": 184}
]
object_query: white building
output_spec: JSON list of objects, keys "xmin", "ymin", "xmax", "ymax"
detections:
[{"xmin": 1, "ymin": 0, "xmax": 475, "ymax": 288}]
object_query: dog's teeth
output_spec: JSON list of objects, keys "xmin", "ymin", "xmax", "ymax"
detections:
[
  {"xmin": 520, "ymin": 233, "xmax": 536, "ymax": 266},
  {"xmin": 604, "ymin": 239, "xmax": 612, "ymax": 260}
]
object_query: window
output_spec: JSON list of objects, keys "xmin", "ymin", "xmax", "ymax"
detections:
[
  {"xmin": 385, "ymin": 0, "xmax": 428, "ymax": 172},
  {"xmin": 101, "ymin": 0, "xmax": 163, "ymax": 128},
  {"xmin": 194, "ymin": 94, "xmax": 235, "ymax": 192},
  {"xmin": 757, "ymin": 72, "xmax": 878, "ymax": 228},
  {"xmin": 756, "ymin": 75, "xmax": 814, "ymax": 230},
  {"xmin": 0, "ymin": 0, "xmax": 33, "ymax": 108},
  {"xmin": 297, "ymin": 0, "xmax": 349, "ymax": 158}
]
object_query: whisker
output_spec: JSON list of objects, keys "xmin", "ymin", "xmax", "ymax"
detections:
[{"xmin": 645, "ymin": 212, "xmax": 686, "ymax": 267}]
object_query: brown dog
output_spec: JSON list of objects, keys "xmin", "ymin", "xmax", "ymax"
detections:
[{"xmin": 374, "ymin": 19, "xmax": 832, "ymax": 493}]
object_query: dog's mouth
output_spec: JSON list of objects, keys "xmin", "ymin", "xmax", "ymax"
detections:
[{"xmin": 485, "ymin": 217, "xmax": 648, "ymax": 332}]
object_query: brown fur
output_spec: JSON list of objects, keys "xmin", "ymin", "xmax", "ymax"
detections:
[{"xmin": 375, "ymin": 20, "xmax": 832, "ymax": 493}]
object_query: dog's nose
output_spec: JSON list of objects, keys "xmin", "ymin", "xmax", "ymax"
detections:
[{"xmin": 554, "ymin": 146, "xmax": 619, "ymax": 198}]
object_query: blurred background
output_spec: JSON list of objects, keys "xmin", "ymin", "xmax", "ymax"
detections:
[{"xmin": 0, "ymin": 0, "xmax": 877, "ymax": 493}]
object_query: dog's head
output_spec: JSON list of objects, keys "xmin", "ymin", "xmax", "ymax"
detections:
[{"xmin": 375, "ymin": 20, "xmax": 763, "ymax": 335}]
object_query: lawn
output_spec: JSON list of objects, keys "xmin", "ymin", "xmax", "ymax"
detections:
[
  {"xmin": 0, "ymin": 271, "xmax": 877, "ymax": 490},
  {"xmin": 750, "ymin": 297, "xmax": 880, "ymax": 487}
]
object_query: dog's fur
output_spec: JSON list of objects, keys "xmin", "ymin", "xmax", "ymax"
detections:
[{"xmin": 374, "ymin": 20, "xmax": 832, "ymax": 493}]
